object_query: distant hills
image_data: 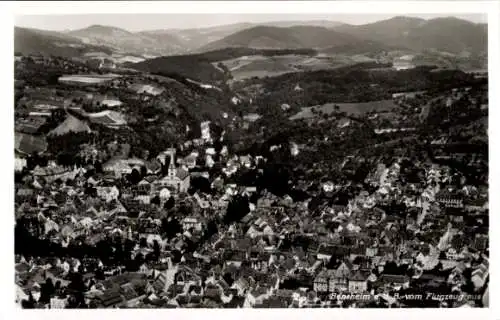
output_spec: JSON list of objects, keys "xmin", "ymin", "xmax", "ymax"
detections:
[
  {"xmin": 63, "ymin": 20, "xmax": 347, "ymax": 55},
  {"xmin": 202, "ymin": 16, "xmax": 486, "ymax": 54},
  {"xmin": 67, "ymin": 25, "xmax": 188, "ymax": 56},
  {"xmin": 15, "ymin": 16, "xmax": 487, "ymax": 59},
  {"xmin": 197, "ymin": 25, "xmax": 375, "ymax": 52},
  {"xmin": 14, "ymin": 27, "xmax": 113, "ymax": 57},
  {"xmin": 334, "ymin": 16, "xmax": 487, "ymax": 54},
  {"xmin": 140, "ymin": 20, "xmax": 345, "ymax": 53}
]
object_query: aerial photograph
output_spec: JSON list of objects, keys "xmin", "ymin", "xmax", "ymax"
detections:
[{"xmin": 13, "ymin": 11, "xmax": 488, "ymax": 309}]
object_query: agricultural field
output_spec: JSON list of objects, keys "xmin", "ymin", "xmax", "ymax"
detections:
[
  {"xmin": 58, "ymin": 74, "xmax": 120, "ymax": 85},
  {"xmin": 217, "ymin": 54, "xmax": 358, "ymax": 81},
  {"xmin": 15, "ymin": 132, "xmax": 48, "ymax": 155},
  {"xmin": 290, "ymin": 99, "xmax": 397, "ymax": 120}
]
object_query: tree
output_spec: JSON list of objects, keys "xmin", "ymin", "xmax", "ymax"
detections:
[
  {"xmin": 224, "ymin": 195, "xmax": 249, "ymax": 224},
  {"xmin": 164, "ymin": 196, "xmax": 175, "ymax": 210},
  {"xmin": 153, "ymin": 240, "xmax": 161, "ymax": 260},
  {"xmin": 128, "ymin": 168, "xmax": 142, "ymax": 185},
  {"xmin": 161, "ymin": 217, "xmax": 181, "ymax": 239},
  {"xmin": 94, "ymin": 161, "xmax": 103, "ymax": 174},
  {"xmin": 39, "ymin": 277, "xmax": 55, "ymax": 305},
  {"xmin": 67, "ymin": 272, "xmax": 86, "ymax": 308},
  {"xmin": 383, "ymin": 261, "xmax": 399, "ymax": 275},
  {"xmin": 439, "ymin": 251, "xmax": 447, "ymax": 260},
  {"xmin": 20, "ymin": 295, "xmax": 35, "ymax": 309},
  {"xmin": 189, "ymin": 176, "xmax": 212, "ymax": 194},
  {"xmin": 140, "ymin": 166, "xmax": 147, "ymax": 178},
  {"xmin": 139, "ymin": 237, "xmax": 148, "ymax": 248},
  {"xmin": 134, "ymin": 253, "xmax": 144, "ymax": 267}
]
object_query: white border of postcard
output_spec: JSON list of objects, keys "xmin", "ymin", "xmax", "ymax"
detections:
[{"xmin": 0, "ymin": 1, "xmax": 498, "ymax": 320}]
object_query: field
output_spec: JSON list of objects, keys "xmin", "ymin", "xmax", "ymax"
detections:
[
  {"xmin": 15, "ymin": 132, "xmax": 48, "ymax": 155},
  {"xmin": 217, "ymin": 54, "xmax": 359, "ymax": 81},
  {"xmin": 290, "ymin": 99, "xmax": 397, "ymax": 120},
  {"xmin": 87, "ymin": 110, "xmax": 127, "ymax": 126},
  {"xmin": 58, "ymin": 74, "xmax": 119, "ymax": 85}
]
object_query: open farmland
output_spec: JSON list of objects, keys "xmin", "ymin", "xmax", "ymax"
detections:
[
  {"xmin": 218, "ymin": 54, "xmax": 356, "ymax": 81},
  {"xmin": 15, "ymin": 132, "xmax": 48, "ymax": 155},
  {"xmin": 58, "ymin": 74, "xmax": 120, "ymax": 85},
  {"xmin": 290, "ymin": 99, "xmax": 397, "ymax": 120},
  {"xmin": 87, "ymin": 110, "xmax": 127, "ymax": 127}
]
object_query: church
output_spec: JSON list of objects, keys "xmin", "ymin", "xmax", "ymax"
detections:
[{"xmin": 155, "ymin": 148, "xmax": 190, "ymax": 193}]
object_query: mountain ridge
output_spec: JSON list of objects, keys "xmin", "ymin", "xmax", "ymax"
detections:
[
  {"xmin": 332, "ymin": 16, "xmax": 487, "ymax": 54},
  {"xmin": 14, "ymin": 16, "xmax": 487, "ymax": 57},
  {"xmin": 198, "ymin": 25, "xmax": 384, "ymax": 52},
  {"xmin": 14, "ymin": 26, "xmax": 114, "ymax": 57}
]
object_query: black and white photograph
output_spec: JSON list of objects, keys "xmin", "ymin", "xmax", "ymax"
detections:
[{"xmin": 4, "ymin": 0, "xmax": 498, "ymax": 315}]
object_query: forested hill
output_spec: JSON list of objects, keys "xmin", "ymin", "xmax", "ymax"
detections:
[
  {"xmin": 233, "ymin": 64, "xmax": 485, "ymax": 113},
  {"xmin": 129, "ymin": 47, "xmax": 317, "ymax": 84}
]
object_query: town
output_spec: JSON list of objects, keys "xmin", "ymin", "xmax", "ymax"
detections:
[{"xmin": 14, "ymin": 15, "xmax": 489, "ymax": 309}]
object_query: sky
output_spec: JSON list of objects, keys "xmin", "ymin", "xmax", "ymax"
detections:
[{"xmin": 14, "ymin": 13, "xmax": 487, "ymax": 32}]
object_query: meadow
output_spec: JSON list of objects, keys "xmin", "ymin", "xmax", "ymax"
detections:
[{"xmin": 290, "ymin": 99, "xmax": 397, "ymax": 120}]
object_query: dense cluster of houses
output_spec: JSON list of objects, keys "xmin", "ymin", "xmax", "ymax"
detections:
[{"xmin": 15, "ymin": 139, "xmax": 489, "ymax": 308}]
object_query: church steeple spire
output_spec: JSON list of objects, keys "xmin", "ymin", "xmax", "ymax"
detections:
[{"xmin": 168, "ymin": 147, "xmax": 177, "ymax": 178}]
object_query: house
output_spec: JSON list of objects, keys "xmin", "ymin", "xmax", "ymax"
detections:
[
  {"xmin": 464, "ymin": 198, "xmax": 488, "ymax": 212},
  {"xmin": 348, "ymin": 270, "xmax": 369, "ymax": 293},
  {"xmin": 329, "ymin": 261, "xmax": 353, "ymax": 292},
  {"xmin": 317, "ymin": 244, "xmax": 335, "ymax": 261},
  {"xmin": 152, "ymin": 268, "xmax": 177, "ymax": 294},
  {"xmin": 15, "ymin": 154, "xmax": 28, "ymax": 172},
  {"xmin": 135, "ymin": 194, "xmax": 151, "ymax": 205},
  {"xmin": 471, "ymin": 257, "xmax": 489, "ymax": 289},
  {"xmin": 96, "ymin": 289, "xmax": 123, "ymax": 308},
  {"xmin": 32, "ymin": 163, "xmax": 80, "ymax": 183},
  {"xmin": 378, "ymin": 274, "xmax": 410, "ymax": 289},
  {"xmin": 200, "ymin": 121, "xmax": 211, "ymax": 142},
  {"xmin": 183, "ymin": 154, "xmax": 197, "ymax": 169},
  {"xmin": 96, "ymin": 186, "xmax": 120, "ymax": 202},
  {"xmin": 182, "ymin": 217, "xmax": 202, "ymax": 232},
  {"xmin": 313, "ymin": 269, "xmax": 331, "ymax": 293},
  {"xmin": 193, "ymin": 193, "xmax": 210, "ymax": 210},
  {"xmin": 317, "ymin": 245, "xmax": 349, "ymax": 262},
  {"xmin": 231, "ymin": 277, "xmax": 250, "ymax": 296},
  {"xmin": 436, "ymin": 189, "xmax": 464, "ymax": 208},
  {"xmin": 365, "ymin": 247, "xmax": 378, "ymax": 257},
  {"xmin": 445, "ymin": 247, "xmax": 462, "ymax": 261},
  {"xmin": 224, "ymin": 250, "xmax": 246, "ymax": 268},
  {"xmin": 103, "ymin": 158, "xmax": 144, "ymax": 178},
  {"xmin": 239, "ymin": 155, "xmax": 252, "ymax": 168},
  {"xmin": 137, "ymin": 176, "xmax": 158, "ymax": 193},
  {"xmin": 243, "ymin": 287, "xmax": 270, "ymax": 308},
  {"xmin": 120, "ymin": 283, "xmax": 145, "ymax": 307},
  {"xmin": 248, "ymin": 251, "xmax": 270, "ymax": 271},
  {"xmin": 50, "ymin": 297, "xmax": 67, "ymax": 309},
  {"xmin": 398, "ymin": 251, "xmax": 413, "ymax": 265},
  {"xmin": 45, "ymin": 268, "xmax": 70, "ymax": 287}
]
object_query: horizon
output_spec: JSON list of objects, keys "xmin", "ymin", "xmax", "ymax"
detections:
[{"xmin": 14, "ymin": 13, "xmax": 487, "ymax": 33}]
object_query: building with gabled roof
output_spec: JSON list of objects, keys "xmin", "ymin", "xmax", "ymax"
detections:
[{"xmin": 155, "ymin": 149, "xmax": 190, "ymax": 193}]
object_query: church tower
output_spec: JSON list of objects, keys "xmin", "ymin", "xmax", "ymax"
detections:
[{"xmin": 168, "ymin": 148, "xmax": 177, "ymax": 179}]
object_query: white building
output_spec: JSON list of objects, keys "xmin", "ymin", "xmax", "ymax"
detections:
[
  {"xmin": 201, "ymin": 121, "xmax": 211, "ymax": 142},
  {"xmin": 155, "ymin": 149, "xmax": 190, "ymax": 193}
]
